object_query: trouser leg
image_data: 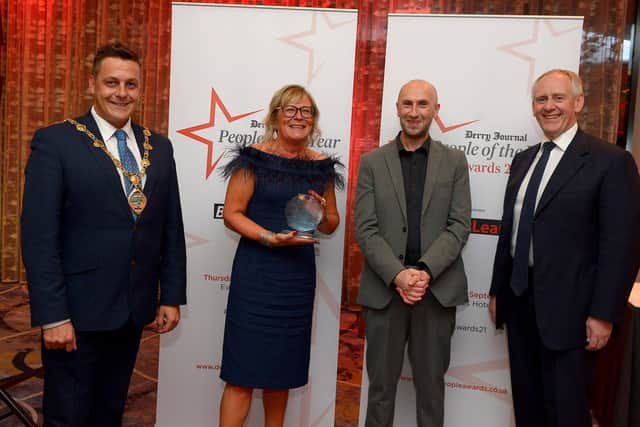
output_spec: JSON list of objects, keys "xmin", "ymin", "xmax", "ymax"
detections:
[
  {"xmin": 92, "ymin": 318, "xmax": 143, "ymax": 427},
  {"xmin": 363, "ymin": 294, "xmax": 410, "ymax": 427},
  {"xmin": 408, "ymin": 291, "xmax": 456, "ymax": 427}
]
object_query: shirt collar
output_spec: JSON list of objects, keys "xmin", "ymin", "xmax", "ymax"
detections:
[
  {"xmin": 546, "ymin": 122, "xmax": 578, "ymax": 153},
  {"xmin": 90, "ymin": 106, "xmax": 134, "ymax": 143},
  {"xmin": 396, "ymin": 132, "xmax": 430, "ymax": 153}
]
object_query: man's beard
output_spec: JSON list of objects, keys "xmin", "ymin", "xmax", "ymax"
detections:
[{"xmin": 400, "ymin": 119, "xmax": 431, "ymax": 139}]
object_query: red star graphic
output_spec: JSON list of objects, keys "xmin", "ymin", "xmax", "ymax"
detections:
[
  {"xmin": 434, "ymin": 114, "xmax": 478, "ymax": 133},
  {"xmin": 279, "ymin": 12, "xmax": 354, "ymax": 84},
  {"xmin": 497, "ymin": 20, "xmax": 582, "ymax": 94},
  {"xmin": 185, "ymin": 233, "xmax": 209, "ymax": 249},
  {"xmin": 177, "ymin": 88, "xmax": 262, "ymax": 179}
]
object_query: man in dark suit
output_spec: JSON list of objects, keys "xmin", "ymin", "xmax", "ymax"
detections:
[
  {"xmin": 489, "ymin": 69, "xmax": 640, "ymax": 426},
  {"xmin": 21, "ymin": 41, "xmax": 187, "ymax": 427},
  {"xmin": 355, "ymin": 79, "xmax": 471, "ymax": 427}
]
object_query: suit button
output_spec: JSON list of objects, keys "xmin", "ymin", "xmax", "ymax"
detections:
[
  {"xmin": 132, "ymin": 224, "xmax": 137, "ymax": 231},
  {"xmin": 399, "ymin": 255, "xmax": 404, "ymax": 260},
  {"xmin": 402, "ymin": 227, "xmax": 407, "ymax": 232},
  {"xmin": 131, "ymin": 260, "xmax": 136, "ymax": 267}
]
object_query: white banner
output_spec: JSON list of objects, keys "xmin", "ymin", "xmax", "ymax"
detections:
[
  {"xmin": 159, "ymin": 3, "xmax": 357, "ymax": 426},
  {"xmin": 359, "ymin": 14, "xmax": 583, "ymax": 427}
]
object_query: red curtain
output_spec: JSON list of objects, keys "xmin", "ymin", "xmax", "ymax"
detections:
[{"xmin": 1, "ymin": 0, "xmax": 632, "ymax": 305}]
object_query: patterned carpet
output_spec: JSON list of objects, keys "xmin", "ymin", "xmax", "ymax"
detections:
[{"xmin": 0, "ymin": 284, "xmax": 364, "ymax": 426}]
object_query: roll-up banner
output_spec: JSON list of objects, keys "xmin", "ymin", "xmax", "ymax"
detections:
[
  {"xmin": 359, "ymin": 14, "xmax": 583, "ymax": 427},
  {"xmin": 159, "ymin": 3, "xmax": 357, "ymax": 426}
]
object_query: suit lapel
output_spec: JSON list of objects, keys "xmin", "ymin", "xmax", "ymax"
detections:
[
  {"xmin": 131, "ymin": 122, "xmax": 145, "ymax": 158},
  {"xmin": 76, "ymin": 113, "xmax": 134, "ymax": 219},
  {"xmin": 421, "ymin": 140, "xmax": 442, "ymax": 215},
  {"xmin": 131, "ymin": 123, "xmax": 154, "ymax": 197},
  {"xmin": 535, "ymin": 131, "xmax": 588, "ymax": 216},
  {"xmin": 383, "ymin": 142, "xmax": 407, "ymax": 222},
  {"xmin": 506, "ymin": 145, "xmax": 539, "ymax": 213}
]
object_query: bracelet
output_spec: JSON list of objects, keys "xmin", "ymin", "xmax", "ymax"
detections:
[{"xmin": 259, "ymin": 230, "xmax": 275, "ymax": 247}]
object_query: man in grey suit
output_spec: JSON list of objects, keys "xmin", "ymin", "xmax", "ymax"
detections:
[{"xmin": 355, "ymin": 79, "xmax": 471, "ymax": 427}]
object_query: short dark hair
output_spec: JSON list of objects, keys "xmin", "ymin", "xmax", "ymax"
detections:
[{"xmin": 92, "ymin": 41, "xmax": 141, "ymax": 76}]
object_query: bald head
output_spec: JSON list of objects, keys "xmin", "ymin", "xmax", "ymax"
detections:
[
  {"xmin": 396, "ymin": 79, "xmax": 440, "ymax": 145},
  {"xmin": 398, "ymin": 79, "xmax": 438, "ymax": 104}
]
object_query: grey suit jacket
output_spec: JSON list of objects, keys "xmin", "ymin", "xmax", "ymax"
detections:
[{"xmin": 355, "ymin": 137, "xmax": 471, "ymax": 309}]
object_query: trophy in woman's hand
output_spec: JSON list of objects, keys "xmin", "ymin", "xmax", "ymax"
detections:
[{"xmin": 283, "ymin": 193, "xmax": 325, "ymax": 239}]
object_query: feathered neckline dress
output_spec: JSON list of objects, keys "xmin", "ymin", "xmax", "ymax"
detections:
[{"xmin": 220, "ymin": 146, "xmax": 343, "ymax": 388}]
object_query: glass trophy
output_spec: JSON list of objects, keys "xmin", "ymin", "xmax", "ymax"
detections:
[{"xmin": 283, "ymin": 193, "xmax": 325, "ymax": 239}]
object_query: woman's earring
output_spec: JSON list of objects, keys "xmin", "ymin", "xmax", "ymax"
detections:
[{"xmin": 273, "ymin": 129, "xmax": 278, "ymax": 140}]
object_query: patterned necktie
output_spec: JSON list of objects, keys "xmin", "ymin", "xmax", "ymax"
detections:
[
  {"xmin": 510, "ymin": 141, "xmax": 555, "ymax": 296},
  {"xmin": 114, "ymin": 129, "xmax": 139, "ymax": 219}
]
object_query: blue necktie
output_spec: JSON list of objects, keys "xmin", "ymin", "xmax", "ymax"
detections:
[
  {"xmin": 510, "ymin": 141, "xmax": 555, "ymax": 296},
  {"xmin": 115, "ymin": 129, "xmax": 139, "ymax": 219}
]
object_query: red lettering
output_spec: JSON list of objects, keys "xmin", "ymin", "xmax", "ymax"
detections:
[{"xmin": 471, "ymin": 219, "xmax": 501, "ymax": 235}]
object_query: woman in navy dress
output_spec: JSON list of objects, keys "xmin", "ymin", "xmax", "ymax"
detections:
[{"xmin": 219, "ymin": 84, "xmax": 343, "ymax": 427}]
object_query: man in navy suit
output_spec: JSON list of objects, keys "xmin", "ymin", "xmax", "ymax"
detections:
[
  {"xmin": 21, "ymin": 42, "xmax": 186, "ymax": 426},
  {"xmin": 489, "ymin": 69, "xmax": 640, "ymax": 426}
]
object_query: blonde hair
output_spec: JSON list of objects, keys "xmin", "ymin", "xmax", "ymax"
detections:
[
  {"xmin": 532, "ymin": 69, "xmax": 583, "ymax": 100},
  {"xmin": 264, "ymin": 84, "xmax": 320, "ymax": 143}
]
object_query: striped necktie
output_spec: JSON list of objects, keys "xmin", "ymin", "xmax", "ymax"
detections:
[{"xmin": 114, "ymin": 129, "xmax": 139, "ymax": 219}]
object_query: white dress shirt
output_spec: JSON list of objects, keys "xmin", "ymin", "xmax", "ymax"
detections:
[
  {"xmin": 91, "ymin": 106, "xmax": 145, "ymax": 194},
  {"xmin": 510, "ymin": 123, "xmax": 578, "ymax": 265}
]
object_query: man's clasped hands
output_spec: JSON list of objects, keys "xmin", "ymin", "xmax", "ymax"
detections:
[{"xmin": 393, "ymin": 268, "xmax": 430, "ymax": 305}]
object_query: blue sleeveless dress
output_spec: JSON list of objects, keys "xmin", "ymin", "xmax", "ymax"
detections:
[{"xmin": 219, "ymin": 146, "xmax": 343, "ymax": 389}]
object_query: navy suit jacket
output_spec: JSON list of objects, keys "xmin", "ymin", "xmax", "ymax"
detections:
[
  {"xmin": 21, "ymin": 112, "xmax": 187, "ymax": 331},
  {"xmin": 490, "ymin": 129, "xmax": 640, "ymax": 350}
]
